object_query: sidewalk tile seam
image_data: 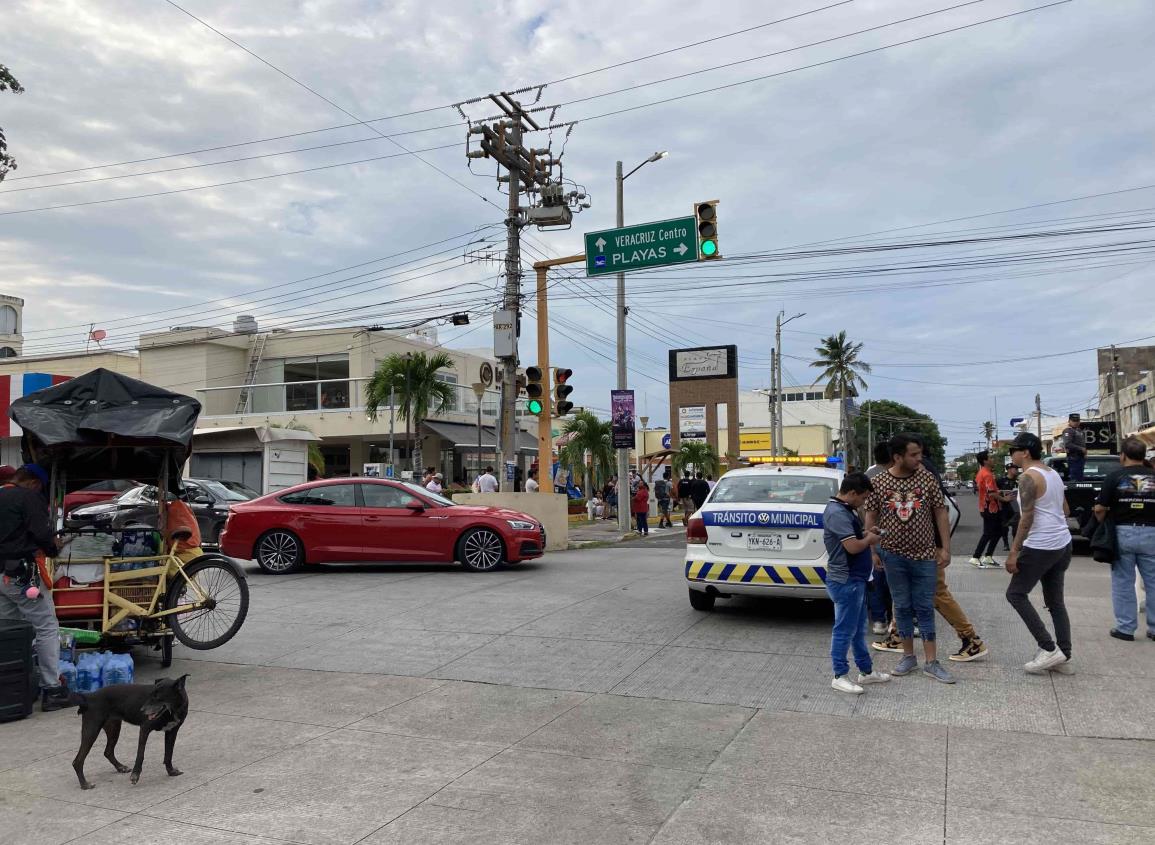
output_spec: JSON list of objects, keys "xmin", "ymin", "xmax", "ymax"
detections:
[
  {"xmin": 946, "ymin": 800, "xmax": 1155, "ymax": 831},
  {"xmin": 644, "ymin": 707, "xmax": 759, "ymax": 845}
]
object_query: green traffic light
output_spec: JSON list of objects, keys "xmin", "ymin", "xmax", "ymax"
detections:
[
  {"xmin": 527, "ymin": 399, "xmax": 543, "ymax": 415},
  {"xmin": 701, "ymin": 239, "xmax": 717, "ymax": 257}
]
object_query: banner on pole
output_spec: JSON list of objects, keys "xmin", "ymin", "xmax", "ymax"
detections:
[{"xmin": 611, "ymin": 390, "xmax": 636, "ymax": 449}]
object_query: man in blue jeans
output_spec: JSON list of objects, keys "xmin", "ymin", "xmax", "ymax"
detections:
[
  {"xmin": 1093, "ymin": 436, "xmax": 1155, "ymax": 641},
  {"xmin": 865, "ymin": 433, "xmax": 956, "ymax": 684},
  {"xmin": 823, "ymin": 472, "xmax": 892, "ymax": 694}
]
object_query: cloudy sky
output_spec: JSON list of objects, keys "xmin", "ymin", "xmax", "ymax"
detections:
[{"xmin": 3, "ymin": 0, "xmax": 1154, "ymax": 453}]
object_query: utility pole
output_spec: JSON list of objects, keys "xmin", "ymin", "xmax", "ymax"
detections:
[
  {"xmin": 769, "ymin": 348, "xmax": 778, "ymax": 458},
  {"xmin": 388, "ymin": 385, "xmax": 395, "ymax": 477},
  {"xmin": 867, "ymin": 402, "xmax": 872, "ymax": 460},
  {"xmin": 459, "ymin": 91, "xmax": 587, "ymax": 492},
  {"xmin": 1035, "ymin": 393, "xmax": 1042, "ymax": 441},
  {"xmin": 774, "ymin": 311, "xmax": 805, "ymax": 461},
  {"xmin": 1112, "ymin": 344, "xmax": 1123, "ymax": 451}
]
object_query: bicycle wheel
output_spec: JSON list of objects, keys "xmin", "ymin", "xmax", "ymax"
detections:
[{"xmin": 165, "ymin": 558, "xmax": 249, "ymax": 650}]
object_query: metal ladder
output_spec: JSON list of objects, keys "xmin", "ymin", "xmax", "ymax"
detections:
[{"xmin": 235, "ymin": 332, "xmax": 269, "ymax": 414}]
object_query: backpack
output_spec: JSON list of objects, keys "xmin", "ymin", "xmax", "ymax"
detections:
[{"xmin": 654, "ymin": 478, "xmax": 669, "ymax": 499}]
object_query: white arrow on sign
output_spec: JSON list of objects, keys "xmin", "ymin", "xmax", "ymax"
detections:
[
  {"xmin": 595, "ymin": 237, "xmax": 607, "ymax": 251},
  {"xmin": 673, "ymin": 242, "xmax": 688, "ymax": 256}
]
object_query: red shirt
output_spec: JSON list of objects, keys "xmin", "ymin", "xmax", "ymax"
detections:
[
  {"xmin": 975, "ymin": 467, "xmax": 1000, "ymax": 514},
  {"xmin": 632, "ymin": 488, "xmax": 649, "ymax": 514}
]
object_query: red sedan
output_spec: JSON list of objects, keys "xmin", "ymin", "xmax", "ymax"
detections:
[{"xmin": 219, "ymin": 478, "xmax": 546, "ymax": 574}]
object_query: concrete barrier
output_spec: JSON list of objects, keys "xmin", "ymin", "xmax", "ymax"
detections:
[{"xmin": 452, "ymin": 492, "xmax": 569, "ymax": 552}]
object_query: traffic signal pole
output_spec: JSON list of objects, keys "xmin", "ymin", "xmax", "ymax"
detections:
[
  {"xmin": 496, "ymin": 118, "xmax": 523, "ymax": 492},
  {"xmin": 533, "ymin": 254, "xmax": 585, "ymax": 493}
]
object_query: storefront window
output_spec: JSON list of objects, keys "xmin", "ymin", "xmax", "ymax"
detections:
[{"xmin": 283, "ymin": 355, "xmax": 349, "ymax": 411}]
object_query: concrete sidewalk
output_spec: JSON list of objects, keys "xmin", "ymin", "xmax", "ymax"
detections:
[
  {"xmin": 2, "ymin": 542, "xmax": 1153, "ymax": 845},
  {"xmin": 567, "ymin": 515, "xmax": 684, "ymax": 547}
]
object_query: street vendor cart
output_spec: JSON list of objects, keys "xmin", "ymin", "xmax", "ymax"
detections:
[{"xmin": 10, "ymin": 369, "xmax": 249, "ymax": 667}]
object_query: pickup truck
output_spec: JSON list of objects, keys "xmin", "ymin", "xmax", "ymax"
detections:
[{"xmin": 1044, "ymin": 454, "xmax": 1120, "ymax": 536}]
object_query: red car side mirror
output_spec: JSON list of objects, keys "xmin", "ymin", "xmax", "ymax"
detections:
[{"xmin": 407, "ymin": 500, "xmax": 425, "ymax": 512}]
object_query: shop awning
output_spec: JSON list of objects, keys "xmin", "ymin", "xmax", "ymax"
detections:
[{"xmin": 422, "ymin": 420, "xmax": 538, "ymax": 454}]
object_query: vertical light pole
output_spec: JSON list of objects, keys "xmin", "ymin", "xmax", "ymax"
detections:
[
  {"xmin": 615, "ymin": 150, "xmax": 668, "ymax": 532},
  {"xmin": 387, "ymin": 385, "xmax": 395, "ymax": 478},
  {"xmin": 472, "ymin": 382, "xmax": 486, "ymax": 484},
  {"xmin": 774, "ymin": 311, "xmax": 805, "ymax": 461}
]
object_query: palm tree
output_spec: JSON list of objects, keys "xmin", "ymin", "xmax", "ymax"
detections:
[
  {"xmin": 365, "ymin": 351, "xmax": 456, "ymax": 473},
  {"xmin": 672, "ymin": 440, "xmax": 719, "ymax": 479},
  {"xmin": 811, "ymin": 331, "xmax": 871, "ymax": 466},
  {"xmin": 982, "ymin": 421, "xmax": 995, "ymax": 447},
  {"xmin": 557, "ymin": 410, "xmax": 614, "ymax": 497}
]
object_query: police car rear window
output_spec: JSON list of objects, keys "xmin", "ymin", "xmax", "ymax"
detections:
[{"xmin": 710, "ymin": 475, "xmax": 837, "ymax": 505}]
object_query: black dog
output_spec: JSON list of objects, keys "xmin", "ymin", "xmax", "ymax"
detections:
[{"xmin": 72, "ymin": 675, "xmax": 189, "ymax": 790}]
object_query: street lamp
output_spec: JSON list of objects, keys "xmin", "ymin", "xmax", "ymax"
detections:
[{"xmin": 615, "ymin": 150, "xmax": 668, "ymax": 532}]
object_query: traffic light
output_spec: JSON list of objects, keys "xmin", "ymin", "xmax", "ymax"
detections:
[
  {"xmin": 525, "ymin": 366, "xmax": 544, "ymax": 416},
  {"xmin": 553, "ymin": 367, "xmax": 574, "ymax": 416},
  {"xmin": 695, "ymin": 200, "xmax": 719, "ymax": 260}
]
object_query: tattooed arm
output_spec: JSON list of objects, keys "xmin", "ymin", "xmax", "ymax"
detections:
[{"xmin": 1005, "ymin": 471, "xmax": 1038, "ymax": 573}]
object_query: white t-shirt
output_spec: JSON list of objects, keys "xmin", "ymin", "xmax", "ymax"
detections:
[
  {"xmin": 425, "ymin": 480, "xmax": 442, "ymax": 494},
  {"xmin": 526, "ymin": 478, "xmax": 539, "ymax": 492},
  {"xmin": 476, "ymin": 473, "xmax": 499, "ymax": 493}
]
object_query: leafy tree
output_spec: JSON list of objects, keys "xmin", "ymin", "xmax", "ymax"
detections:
[
  {"xmin": 364, "ymin": 352, "xmax": 455, "ymax": 473},
  {"xmin": 811, "ymin": 331, "xmax": 871, "ymax": 466},
  {"xmin": 672, "ymin": 440, "xmax": 719, "ymax": 479},
  {"xmin": 853, "ymin": 399, "xmax": 947, "ymax": 470},
  {"xmin": 0, "ymin": 64, "xmax": 24, "ymax": 183},
  {"xmin": 557, "ymin": 410, "xmax": 614, "ymax": 496},
  {"xmin": 981, "ymin": 421, "xmax": 995, "ymax": 447}
]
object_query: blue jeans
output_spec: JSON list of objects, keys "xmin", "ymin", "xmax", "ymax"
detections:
[
  {"xmin": 1113, "ymin": 524, "xmax": 1155, "ymax": 635},
  {"xmin": 865, "ymin": 566, "xmax": 892, "ymax": 624},
  {"xmin": 880, "ymin": 550, "xmax": 937, "ymax": 642},
  {"xmin": 1067, "ymin": 454, "xmax": 1085, "ymax": 481},
  {"xmin": 826, "ymin": 578, "xmax": 872, "ymax": 677}
]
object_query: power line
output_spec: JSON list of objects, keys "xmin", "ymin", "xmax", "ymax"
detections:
[{"xmin": 6, "ymin": 2, "xmax": 853, "ymax": 185}]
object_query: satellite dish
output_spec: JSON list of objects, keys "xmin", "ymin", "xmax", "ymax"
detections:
[{"xmin": 89, "ymin": 329, "xmax": 107, "ymax": 342}]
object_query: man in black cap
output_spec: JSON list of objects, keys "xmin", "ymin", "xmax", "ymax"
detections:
[
  {"xmin": 1059, "ymin": 413, "xmax": 1087, "ymax": 481},
  {"xmin": 0, "ymin": 465, "xmax": 70, "ymax": 711}
]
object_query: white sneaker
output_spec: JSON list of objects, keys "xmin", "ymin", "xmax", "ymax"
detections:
[
  {"xmin": 857, "ymin": 670, "xmax": 891, "ymax": 685},
  {"xmin": 980, "ymin": 556, "xmax": 999, "ymax": 568},
  {"xmin": 1024, "ymin": 647, "xmax": 1067, "ymax": 674},
  {"xmin": 871, "ymin": 621, "xmax": 888, "ymax": 635},
  {"xmin": 968, "ymin": 557, "xmax": 982, "ymax": 567},
  {"xmin": 831, "ymin": 675, "xmax": 864, "ymax": 694}
]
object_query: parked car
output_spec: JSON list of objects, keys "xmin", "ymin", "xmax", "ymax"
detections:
[
  {"xmin": 65, "ymin": 478, "xmax": 259, "ymax": 547},
  {"xmin": 62, "ymin": 479, "xmax": 141, "ymax": 516},
  {"xmin": 219, "ymin": 478, "xmax": 546, "ymax": 573}
]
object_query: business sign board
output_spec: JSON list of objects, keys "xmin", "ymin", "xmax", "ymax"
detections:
[
  {"xmin": 739, "ymin": 431, "xmax": 772, "ymax": 451},
  {"xmin": 611, "ymin": 390, "xmax": 636, "ymax": 449},
  {"xmin": 669, "ymin": 345, "xmax": 738, "ymax": 382},
  {"xmin": 679, "ymin": 405, "xmax": 707, "ymax": 441},
  {"xmin": 1082, "ymin": 420, "xmax": 1118, "ymax": 455}
]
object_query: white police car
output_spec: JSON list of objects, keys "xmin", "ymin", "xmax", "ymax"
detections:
[{"xmin": 685, "ymin": 465, "xmax": 843, "ymax": 610}]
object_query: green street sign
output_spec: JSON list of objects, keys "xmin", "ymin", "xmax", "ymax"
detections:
[{"xmin": 585, "ymin": 215, "xmax": 698, "ymax": 277}]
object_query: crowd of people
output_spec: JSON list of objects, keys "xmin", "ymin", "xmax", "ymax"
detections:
[{"xmin": 821, "ymin": 429, "xmax": 1154, "ymax": 695}]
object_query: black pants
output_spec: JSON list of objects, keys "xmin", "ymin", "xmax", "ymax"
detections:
[
  {"xmin": 1005, "ymin": 543, "xmax": 1072, "ymax": 656},
  {"xmin": 973, "ymin": 511, "xmax": 1003, "ymax": 558}
]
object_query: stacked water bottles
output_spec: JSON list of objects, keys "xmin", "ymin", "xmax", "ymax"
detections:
[
  {"xmin": 110, "ymin": 527, "xmax": 162, "ymax": 572},
  {"xmin": 60, "ymin": 646, "xmax": 135, "ymax": 693}
]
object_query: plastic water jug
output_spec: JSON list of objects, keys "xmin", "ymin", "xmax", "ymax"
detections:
[
  {"xmin": 75, "ymin": 653, "xmax": 101, "ymax": 693},
  {"xmin": 102, "ymin": 653, "xmax": 134, "ymax": 687},
  {"xmin": 59, "ymin": 659, "xmax": 78, "ymax": 692}
]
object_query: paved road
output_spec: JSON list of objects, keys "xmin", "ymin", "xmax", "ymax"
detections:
[{"xmin": 3, "ymin": 495, "xmax": 1150, "ymax": 845}]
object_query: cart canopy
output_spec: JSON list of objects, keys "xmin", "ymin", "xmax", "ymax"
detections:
[{"xmin": 10, "ymin": 368, "xmax": 201, "ymax": 493}]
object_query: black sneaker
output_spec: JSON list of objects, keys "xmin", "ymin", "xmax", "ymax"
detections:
[
  {"xmin": 1110, "ymin": 629, "xmax": 1136, "ymax": 642},
  {"xmin": 871, "ymin": 633, "xmax": 904, "ymax": 654},
  {"xmin": 41, "ymin": 685, "xmax": 72, "ymax": 712},
  {"xmin": 948, "ymin": 638, "xmax": 989, "ymax": 662}
]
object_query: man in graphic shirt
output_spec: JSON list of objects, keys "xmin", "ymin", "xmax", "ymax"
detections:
[{"xmin": 865, "ymin": 433, "xmax": 956, "ymax": 684}]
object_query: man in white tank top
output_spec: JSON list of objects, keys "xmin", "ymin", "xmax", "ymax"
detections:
[{"xmin": 1004, "ymin": 432, "xmax": 1073, "ymax": 674}]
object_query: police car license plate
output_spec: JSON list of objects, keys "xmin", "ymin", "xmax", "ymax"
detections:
[{"xmin": 746, "ymin": 533, "xmax": 783, "ymax": 551}]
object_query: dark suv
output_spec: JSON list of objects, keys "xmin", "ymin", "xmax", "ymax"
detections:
[
  {"xmin": 65, "ymin": 478, "xmax": 259, "ymax": 547},
  {"xmin": 1044, "ymin": 454, "xmax": 1120, "ymax": 536}
]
